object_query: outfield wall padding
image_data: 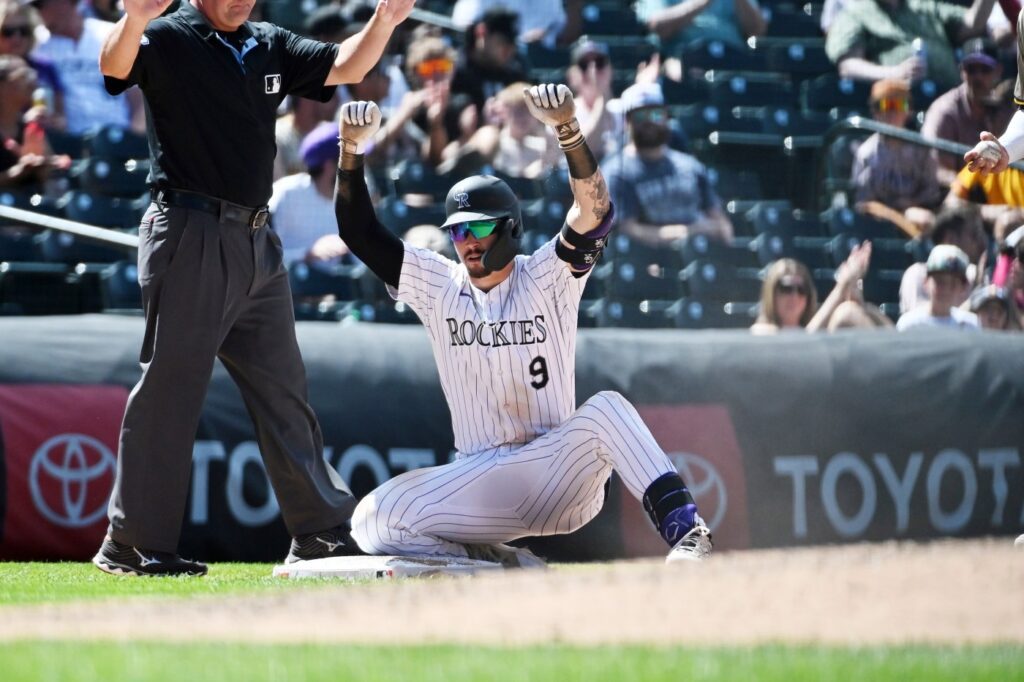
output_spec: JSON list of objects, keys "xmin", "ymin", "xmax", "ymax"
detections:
[{"xmin": 1, "ymin": 315, "xmax": 1021, "ymax": 561}]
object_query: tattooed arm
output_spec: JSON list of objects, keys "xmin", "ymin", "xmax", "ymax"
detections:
[{"xmin": 523, "ymin": 83, "xmax": 612, "ymax": 235}]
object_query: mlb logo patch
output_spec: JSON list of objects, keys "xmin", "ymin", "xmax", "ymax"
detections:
[{"xmin": 265, "ymin": 74, "xmax": 281, "ymax": 94}]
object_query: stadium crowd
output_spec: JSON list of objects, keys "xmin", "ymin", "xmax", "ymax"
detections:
[{"xmin": 0, "ymin": 0, "xmax": 1022, "ymax": 332}]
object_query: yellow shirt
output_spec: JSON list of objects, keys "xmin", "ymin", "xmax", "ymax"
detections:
[{"xmin": 951, "ymin": 166, "xmax": 1024, "ymax": 206}]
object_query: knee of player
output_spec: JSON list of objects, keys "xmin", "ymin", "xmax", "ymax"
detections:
[{"xmin": 583, "ymin": 390, "xmax": 629, "ymax": 413}]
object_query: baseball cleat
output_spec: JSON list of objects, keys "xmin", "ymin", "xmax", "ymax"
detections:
[
  {"xmin": 92, "ymin": 536, "xmax": 208, "ymax": 576},
  {"xmin": 665, "ymin": 520, "xmax": 713, "ymax": 563},
  {"xmin": 286, "ymin": 524, "xmax": 365, "ymax": 563},
  {"xmin": 464, "ymin": 542, "xmax": 547, "ymax": 569}
]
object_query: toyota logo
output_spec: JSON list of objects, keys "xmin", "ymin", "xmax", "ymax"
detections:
[
  {"xmin": 29, "ymin": 434, "xmax": 116, "ymax": 528},
  {"xmin": 669, "ymin": 452, "xmax": 727, "ymax": 531}
]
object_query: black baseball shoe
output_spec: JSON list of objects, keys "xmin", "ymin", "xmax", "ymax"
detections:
[
  {"xmin": 285, "ymin": 524, "xmax": 365, "ymax": 563},
  {"xmin": 92, "ymin": 536, "xmax": 208, "ymax": 576}
]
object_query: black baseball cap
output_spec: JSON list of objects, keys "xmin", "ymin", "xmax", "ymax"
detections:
[{"xmin": 441, "ymin": 175, "xmax": 520, "ymax": 228}]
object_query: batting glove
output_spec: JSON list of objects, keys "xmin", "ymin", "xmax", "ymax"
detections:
[{"xmin": 339, "ymin": 101, "xmax": 382, "ymax": 154}]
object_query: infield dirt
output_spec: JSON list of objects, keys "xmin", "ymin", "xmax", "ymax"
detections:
[{"xmin": 1, "ymin": 538, "xmax": 1021, "ymax": 645}]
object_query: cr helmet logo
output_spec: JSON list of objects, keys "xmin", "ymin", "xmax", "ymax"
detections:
[
  {"xmin": 454, "ymin": 192, "xmax": 470, "ymax": 209},
  {"xmin": 669, "ymin": 452, "xmax": 727, "ymax": 531},
  {"xmin": 29, "ymin": 434, "xmax": 116, "ymax": 528}
]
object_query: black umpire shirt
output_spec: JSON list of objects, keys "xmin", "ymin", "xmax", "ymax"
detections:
[{"xmin": 104, "ymin": 1, "xmax": 338, "ymax": 207}]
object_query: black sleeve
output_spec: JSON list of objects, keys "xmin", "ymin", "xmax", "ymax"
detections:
[
  {"xmin": 281, "ymin": 29, "xmax": 339, "ymax": 102},
  {"xmin": 335, "ymin": 165, "xmax": 404, "ymax": 289}
]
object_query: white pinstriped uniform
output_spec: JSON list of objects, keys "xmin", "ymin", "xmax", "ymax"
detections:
[{"xmin": 350, "ymin": 238, "xmax": 678, "ymax": 557}]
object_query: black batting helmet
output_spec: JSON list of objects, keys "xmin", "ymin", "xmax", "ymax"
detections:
[{"xmin": 441, "ymin": 175, "xmax": 523, "ymax": 272}]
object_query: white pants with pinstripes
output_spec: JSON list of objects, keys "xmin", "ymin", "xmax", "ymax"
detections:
[{"xmin": 351, "ymin": 391, "xmax": 677, "ymax": 557}]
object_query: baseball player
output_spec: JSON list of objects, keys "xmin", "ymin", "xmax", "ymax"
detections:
[
  {"xmin": 333, "ymin": 84, "xmax": 712, "ymax": 566},
  {"xmin": 964, "ymin": 14, "xmax": 1024, "ymax": 174}
]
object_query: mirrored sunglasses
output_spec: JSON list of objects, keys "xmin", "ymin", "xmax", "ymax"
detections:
[
  {"xmin": 415, "ymin": 57, "xmax": 453, "ymax": 79},
  {"xmin": 874, "ymin": 98, "xmax": 909, "ymax": 113},
  {"xmin": 448, "ymin": 219, "xmax": 500, "ymax": 242}
]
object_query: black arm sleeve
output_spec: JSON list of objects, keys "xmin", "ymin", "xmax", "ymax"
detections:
[{"xmin": 335, "ymin": 165, "xmax": 404, "ymax": 290}]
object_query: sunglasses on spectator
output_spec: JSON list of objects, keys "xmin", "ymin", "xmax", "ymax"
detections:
[
  {"xmin": 631, "ymin": 108, "xmax": 668, "ymax": 124},
  {"xmin": 776, "ymin": 282, "xmax": 807, "ymax": 296},
  {"xmin": 576, "ymin": 55, "xmax": 608, "ymax": 71},
  {"xmin": 415, "ymin": 58, "xmax": 453, "ymax": 80},
  {"xmin": 0, "ymin": 25, "xmax": 32, "ymax": 38},
  {"xmin": 448, "ymin": 219, "xmax": 500, "ymax": 242},
  {"xmin": 873, "ymin": 98, "xmax": 909, "ymax": 113}
]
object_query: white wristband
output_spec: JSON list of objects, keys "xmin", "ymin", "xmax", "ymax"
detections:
[{"xmin": 998, "ymin": 109, "xmax": 1024, "ymax": 163}]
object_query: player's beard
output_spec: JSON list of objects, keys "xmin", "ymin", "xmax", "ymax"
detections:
[
  {"xmin": 633, "ymin": 125, "xmax": 670, "ymax": 150},
  {"xmin": 462, "ymin": 246, "xmax": 490, "ymax": 277}
]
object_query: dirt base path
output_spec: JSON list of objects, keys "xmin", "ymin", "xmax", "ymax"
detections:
[{"xmin": 2, "ymin": 539, "xmax": 1022, "ymax": 646}]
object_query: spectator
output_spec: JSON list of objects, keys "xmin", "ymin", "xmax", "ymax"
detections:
[
  {"xmin": 0, "ymin": 54, "xmax": 67, "ymax": 189},
  {"xmin": 900, "ymin": 204, "xmax": 986, "ymax": 312},
  {"xmin": 565, "ymin": 37, "xmax": 617, "ymax": 161},
  {"xmin": 450, "ymin": 7, "xmax": 528, "ymax": 115},
  {"xmin": 997, "ymin": 224, "xmax": 1024, "ymax": 314},
  {"xmin": 30, "ymin": 0, "xmax": 142, "ymax": 134},
  {"xmin": 752, "ymin": 245, "xmax": 893, "ymax": 334},
  {"xmin": 945, "ymin": 163, "xmax": 1024, "ymax": 232},
  {"xmin": 603, "ymin": 82, "xmax": 733, "ymax": 246},
  {"xmin": 897, "ymin": 244, "xmax": 980, "ymax": 329},
  {"xmin": 274, "ymin": 89, "xmax": 340, "ymax": 181},
  {"xmin": 852, "ymin": 79, "xmax": 942, "ymax": 230},
  {"xmin": 452, "ymin": 0, "xmax": 569, "ymax": 48},
  {"xmin": 750, "ymin": 258, "xmax": 818, "ymax": 333},
  {"xmin": 269, "ymin": 122, "xmax": 353, "ymax": 268},
  {"xmin": 922, "ymin": 38, "xmax": 1014, "ymax": 184},
  {"xmin": 965, "ymin": 283, "xmax": 1021, "ymax": 329},
  {"xmin": 0, "ymin": 0, "xmax": 64, "ymax": 127},
  {"xmin": 80, "ymin": 0, "xmax": 121, "ymax": 22},
  {"xmin": 635, "ymin": 0, "xmax": 767, "ymax": 54},
  {"xmin": 460, "ymin": 81, "xmax": 559, "ymax": 179},
  {"xmin": 825, "ymin": 0, "xmax": 996, "ymax": 92}
]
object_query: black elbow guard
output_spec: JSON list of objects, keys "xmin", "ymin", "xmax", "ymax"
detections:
[{"xmin": 555, "ymin": 222, "xmax": 608, "ymax": 268}]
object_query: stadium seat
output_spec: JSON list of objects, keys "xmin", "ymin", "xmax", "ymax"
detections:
[
  {"xmin": 86, "ymin": 125, "xmax": 148, "ymax": 160},
  {"xmin": 579, "ymin": 3, "xmax": 645, "ymax": 35},
  {"xmin": 677, "ymin": 104, "xmax": 763, "ymax": 140},
  {"xmin": 37, "ymin": 229, "xmax": 129, "ymax": 265},
  {"xmin": 606, "ymin": 259, "xmax": 682, "ymax": 301},
  {"xmin": 661, "ymin": 77, "xmax": 711, "ymax": 106},
  {"xmin": 389, "ymin": 160, "xmax": 452, "ymax": 202},
  {"xmin": 525, "ymin": 42, "xmax": 570, "ymax": 69},
  {"xmin": 45, "ymin": 128, "xmax": 86, "ymax": 158},
  {"xmin": 681, "ymin": 40, "xmax": 762, "ymax": 73},
  {"xmin": 0, "ymin": 227, "xmax": 39, "ymax": 262},
  {"xmin": 763, "ymin": 5, "xmax": 823, "ymax": 38},
  {"xmin": 709, "ymin": 168, "xmax": 764, "ymax": 202},
  {"xmin": 609, "ymin": 234, "xmax": 683, "ymax": 269},
  {"xmin": 590, "ymin": 297, "xmax": 674, "ymax": 328},
  {"xmin": 376, "ymin": 197, "xmax": 446, "ymax": 234},
  {"xmin": 100, "ymin": 260, "xmax": 142, "ymax": 310},
  {"xmin": 492, "ymin": 169, "xmax": 544, "ymax": 201},
  {"xmin": 60, "ymin": 190, "xmax": 146, "ymax": 229},
  {"xmin": 603, "ymin": 36, "xmax": 659, "ymax": 68},
  {"xmin": 672, "ymin": 296, "xmax": 753, "ymax": 329},
  {"xmin": 756, "ymin": 38, "xmax": 831, "ymax": 79},
  {"xmin": 862, "ymin": 268, "xmax": 904, "ymax": 304},
  {"xmin": 705, "ymin": 71, "xmax": 795, "ymax": 108},
  {"xmin": 801, "ymin": 75, "xmax": 871, "ymax": 113},
  {"xmin": 287, "ymin": 261, "xmax": 364, "ymax": 301},
  {"xmin": 822, "ymin": 206, "xmax": 902, "ymax": 240},
  {"xmin": 677, "ymin": 233, "xmax": 759, "ymax": 267},
  {"xmin": 681, "ymin": 258, "xmax": 761, "ymax": 301},
  {"xmin": 0, "ymin": 262, "xmax": 96, "ymax": 315},
  {"xmin": 69, "ymin": 157, "xmax": 149, "ymax": 197}
]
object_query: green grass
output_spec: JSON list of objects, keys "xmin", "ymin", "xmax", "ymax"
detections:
[
  {"xmin": 0, "ymin": 562, "xmax": 338, "ymax": 605},
  {"xmin": 0, "ymin": 644, "xmax": 1019, "ymax": 682}
]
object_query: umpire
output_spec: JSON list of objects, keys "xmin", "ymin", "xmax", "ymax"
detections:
[{"xmin": 91, "ymin": 0, "xmax": 416, "ymax": 577}]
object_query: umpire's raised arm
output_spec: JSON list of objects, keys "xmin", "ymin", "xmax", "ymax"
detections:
[
  {"xmin": 335, "ymin": 101, "xmax": 404, "ymax": 289},
  {"xmin": 327, "ymin": 0, "xmax": 416, "ymax": 85},
  {"xmin": 99, "ymin": 0, "xmax": 174, "ymax": 78},
  {"xmin": 524, "ymin": 83, "xmax": 613, "ymax": 273}
]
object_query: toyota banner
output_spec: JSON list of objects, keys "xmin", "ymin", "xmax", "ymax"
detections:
[{"xmin": 0, "ymin": 315, "xmax": 1021, "ymax": 562}]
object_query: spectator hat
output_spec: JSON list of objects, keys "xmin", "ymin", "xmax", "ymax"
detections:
[
  {"xmin": 959, "ymin": 37, "xmax": 999, "ymax": 69},
  {"xmin": 570, "ymin": 36, "xmax": 610, "ymax": 67},
  {"xmin": 926, "ymin": 244, "xmax": 970, "ymax": 278},
  {"xmin": 869, "ymin": 78, "xmax": 910, "ymax": 103},
  {"xmin": 968, "ymin": 284, "xmax": 1011, "ymax": 312},
  {"xmin": 621, "ymin": 82, "xmax": 664, "ymax": 114},
  {"xmin": 299, "ymin": 122, "xmax": 340, "ymax": 171}
]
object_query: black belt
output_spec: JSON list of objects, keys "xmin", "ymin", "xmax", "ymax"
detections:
[{"xmin": 154, "ymin": 189, "xmax": 270, "ymax": 229}]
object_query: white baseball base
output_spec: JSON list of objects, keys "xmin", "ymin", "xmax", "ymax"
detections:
[{"xmin": 272, "ymin": 555, "xmax": 504, "ymax": 580}]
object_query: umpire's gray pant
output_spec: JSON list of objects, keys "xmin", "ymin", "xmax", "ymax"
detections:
[{"xmin": 106, "ymin": 199, "xmax": 354, "ymax": 553}]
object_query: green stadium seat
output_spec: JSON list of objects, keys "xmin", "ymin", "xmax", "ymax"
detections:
[{"xmin": 85, "ymin": 125, "xmax": 148, "ymax": 160}]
